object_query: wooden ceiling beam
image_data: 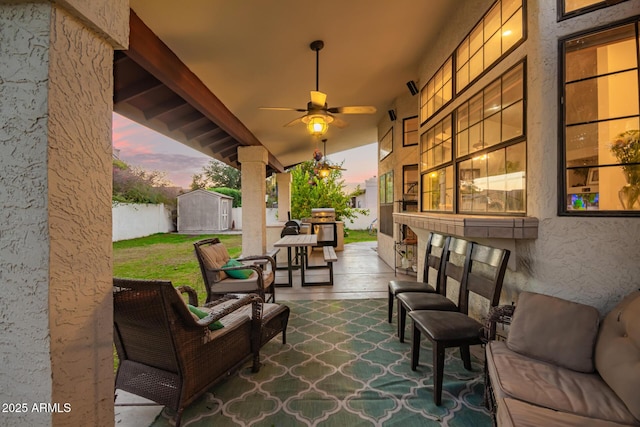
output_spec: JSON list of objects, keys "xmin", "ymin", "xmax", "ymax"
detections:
[
  {"xmin": 144, "ymin": 96, "xmax": 188, "ymax": 120},
  {"xmin": 127, "ymin": 10, "xmax": 284, "ymax": 172},
  {"xmin": 114, "ymin": 77, "xmax": 164, "ymax": 104}
]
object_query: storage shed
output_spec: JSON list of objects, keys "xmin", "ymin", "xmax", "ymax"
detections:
[{"xmin": 177, "ymin": 189, "xmax": 233, "ymax": 233}]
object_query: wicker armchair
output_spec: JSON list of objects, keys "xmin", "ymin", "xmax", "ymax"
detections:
[
  {"xmin": 194, "ymin": 238, "xmax": 276, "ymax": 303},
  {"xmin": 113, "ymin": 278, "xmax": 263, "ymax": 427}
]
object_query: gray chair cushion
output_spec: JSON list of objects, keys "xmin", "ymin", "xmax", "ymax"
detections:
[
  {"xmin": 409, "ymin": 311, "xmax": 483, "ymax": 341},
  {"xmin": 397, "ymin": 292, "xmax": 456, "ymax": 312},
  {"xmin": 389, "ymin": 280, "xmax": 435, "ymax": 295}
]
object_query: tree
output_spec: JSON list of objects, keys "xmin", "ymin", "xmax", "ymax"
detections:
[
  {"xmin": 191, "ymin": 159, "xmax": 240, "ymax": 190},
  {"xmin": 112, "ymin": 160, "xmax": 179, "ymax": 206},
  {"xmin": 210, "ymin": 187, "xmax": 242, "ymax": 207},
  {"xmin": 290, "ymin": 160, "xmax": 367, "ymax": 223}
]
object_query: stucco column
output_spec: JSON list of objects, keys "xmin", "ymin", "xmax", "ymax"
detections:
[
  {"xmin": 238, "ymin": 146, "xmax": 268, "ymax": 255},
  {"xmin": 0, "ymin": 2, "xmax": 127, "ymax": 426},
  {"xmin": 276, "ymin": 172, "xmax": 292, "ymax": 221}
]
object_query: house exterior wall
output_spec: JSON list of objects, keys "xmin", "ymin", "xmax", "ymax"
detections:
[
  {"xmin": 378, "ymin": 92, "xmax": 421, "ymax": 269},
  {"xmin": 0, "ymin": 1, "xmax": 127, "ymax": 425},
  {"xmin": 380, "ymin": 0, "xmax": 640, "ymax": 315}
]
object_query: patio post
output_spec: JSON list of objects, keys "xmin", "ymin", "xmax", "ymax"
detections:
[
  {"xmin": 0, "ymin": 2, "xmax": 128, "ymax": 426},
  {"xmin": 276, "ymin": 172, "xmax": 292, "ymax": 221},
  {"xmin": 238, "ymin": 146, "xmax": 268, "ymax": 256}
]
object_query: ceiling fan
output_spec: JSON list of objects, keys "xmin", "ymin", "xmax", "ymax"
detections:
[
  {"xmin": 314, "ymin": 139, "xmax": 346, "ymax": 179},
  {"xmin": 260, "ymin": 40, "xmax": 377, "ymax": 136}
]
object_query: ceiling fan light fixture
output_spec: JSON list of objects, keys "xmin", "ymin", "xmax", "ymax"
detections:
[{"xmin": 303, "ymin": 114, "xmax": 331, "ymax": 136}]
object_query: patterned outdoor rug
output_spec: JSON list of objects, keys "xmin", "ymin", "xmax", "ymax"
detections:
[{"xmin": 152, "ymin": 299, "xmax": 491, "ymax": 426}]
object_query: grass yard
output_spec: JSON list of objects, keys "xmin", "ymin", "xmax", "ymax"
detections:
[
  {"xmin": 113, "ymin": 229, "xmax": 376, "ymax": 303},
  {"xmin": 113, "ymin": 230, "xmax": 377, "ymax": 371}
]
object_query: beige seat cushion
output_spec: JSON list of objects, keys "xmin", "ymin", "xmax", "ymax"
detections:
[
  {"xmin": 209, "ymin": 270, "xmax": 273, "ymax": 294},
  {"xmin": 595, "ymin": 290, "xmax": 640, "ymax": 422},
  {"xmin": 507, "ymin": 291, "xmax": 599, "ymax": 373},
  {"xmin": 487, "ymin": 341, "xmax": 638, "ymax": 425},
  {"xmin": 497, "ymin": 397, "xmax": 634, "ymax": 427},
  {"xmin": 199, "ymin": 244, "xmax": 230, "ymax": 281}
]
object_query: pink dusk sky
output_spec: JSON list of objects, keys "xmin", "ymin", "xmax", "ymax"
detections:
[{"xmin": 112, "ymin": 113, "xmax": 378, "ymax": 190}]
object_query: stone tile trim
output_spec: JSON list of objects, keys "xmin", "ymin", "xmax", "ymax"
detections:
[{"xmin": 393, "ymin": 212, "xmax": 538, "ymax": 239}]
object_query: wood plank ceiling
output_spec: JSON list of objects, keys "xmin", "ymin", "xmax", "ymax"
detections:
[{"xmin": 113, "ymin": 11, "xmax": 284, "ymax": 175}]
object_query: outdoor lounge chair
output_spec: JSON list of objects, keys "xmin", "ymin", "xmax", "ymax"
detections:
[
  {"xmin": 113, "ymin": 278, "xmax": 265, "ymax": 426},
  {"xmin": 194, "ymin": 237, "xmax": 277, "ymax": 303}
]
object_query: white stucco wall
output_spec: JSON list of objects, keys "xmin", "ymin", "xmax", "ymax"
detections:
[
  {"xmin": 113, "ymin": 203, "xmax": 174, "ymax": 241},
  {"xmin": 0, "ymin": 4, "xmax": 53, "ymax": 420},
  {"xmin": 380, "ymin": 0, "xmax": 640, "ymax": 315}
]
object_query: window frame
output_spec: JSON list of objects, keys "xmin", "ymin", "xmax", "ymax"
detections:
[
  {"xmin": 420, "ymin": 60, "xmax": 528, "ymax": 216},
  {"xmin": 558, "ymin": 0, "xmax": 629, "ymax": 21},
  {"xmin": 420, "ymin": 58, "xmax": 454, "ymax": 124},
  {"xmin": 454, "ymin": 0, "xmax": 527, "ymax": 99},
  {"xmin": 558, "ymin": 17, "xmax": 640, "ymax": 216},
  {"xmin": 379, "ymin": 127, "xmax": 393, "ymax": 161},
  {"xmin": 403, "ymin": 116, "xmax": 419, "ymax": 146}
]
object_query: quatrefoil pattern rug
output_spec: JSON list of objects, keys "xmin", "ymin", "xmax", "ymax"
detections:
[{"xmin": 153, "ymin": 299, "xmax": 491, "ymax": 426}]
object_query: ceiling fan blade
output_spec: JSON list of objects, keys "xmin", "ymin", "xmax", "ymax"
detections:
[
  {"xmin": 310, "ymin": 91, "xmax": 327, "ymax": 108},
  {"xmin": 283, "ymin": 116, "xmax": 305, "ymax": 127},
  {"xmin": 260, "ymin": 106, "xmax": 308, "ymax": 112},
  {"xmin": 330, "ymin": 115, "xmax": 349, "ymax": 128},
  {"xmin": 327, "ymin": 105, "xmax": 377, "ymax": 114}
]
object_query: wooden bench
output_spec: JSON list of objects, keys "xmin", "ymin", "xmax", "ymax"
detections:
[{"xmin": 303, "ymin": 245, "xmax": 337, "ymax": 286}]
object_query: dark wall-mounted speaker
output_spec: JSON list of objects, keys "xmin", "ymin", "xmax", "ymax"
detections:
[
  {"xmin": 388, "ymin": 110, "xmax": 397, "ymax": 121},
  {"xmin": 406, "ymin": 80, "xmax": 419, "ymax": 96}
]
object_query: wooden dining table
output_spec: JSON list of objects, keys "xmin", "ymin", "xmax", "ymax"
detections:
[{"xmin": 273, "ymin": 234, "xmax": 317, "ymax": 287}]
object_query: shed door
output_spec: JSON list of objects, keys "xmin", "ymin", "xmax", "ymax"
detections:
[{"xmin": 220, "ymin": 199, "xmax": 229, "ymax": 230}]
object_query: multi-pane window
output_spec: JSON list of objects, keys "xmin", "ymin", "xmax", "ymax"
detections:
[
  {"xmin": 560, "ymin": 0, "xmax": 629, "ymax": 19},
  {"xmin": 561, "ymin": 21, "xmax": 640, "ymax": 213},
  {"xmin": 456, "ymin": 62, "xmax": 524, "ymax": 156},
  {"xmin": 379, "ymin": 171, "xmax": 394, "ymax": 235},
  {"xmin": 456, "ymin": 0, "xmax": 524, "ymax": 94},
  {"xmin": 458, "ymin": 142, "xmax": 526, "ymax": 213},
  {"xmin": 379, "ymin": 127, "xmax": 393, "ymax": 161},
  {"xmin": 421, "ymin": 116, "xmax": 453, "ymax": 171},
  {"xmin": 422, "ymin": 166, "xmax": 454, "ymax": 212},
  {"xmin": 403, "ymin": 116, "xmax": 419, "ymax": 146},
  {"xmin": 420, "ymin": 58, "xmax": 453, "ymax": 123},
  {"xmin": 421, "ymin": 62, "xmax": 527, "ymax": 215}
]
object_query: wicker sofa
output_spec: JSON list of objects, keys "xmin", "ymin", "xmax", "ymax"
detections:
[
  {"xmin": 113, "ymin": 278, "xmax": 289, "ymax": 427},
  {"xmin": 486, "ymin": 290, "xmax": 640, "ymax": 426}
]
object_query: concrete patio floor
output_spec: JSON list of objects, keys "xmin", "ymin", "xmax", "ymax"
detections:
[{"xmin": 115, "ymin": 241, "xmax": 416, "ymax": 426}]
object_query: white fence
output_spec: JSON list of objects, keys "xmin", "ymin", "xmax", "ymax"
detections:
[
  {"xmin": 112, "ymin": 205, "xmax": 375, "ymax": 242},
  {"xmin": 232, "ymin": 208, "xmax": 374, "ymax": 230},
  {"xmin": 112, "ymin": 203, "xmax": 174, "ymax": 242}
]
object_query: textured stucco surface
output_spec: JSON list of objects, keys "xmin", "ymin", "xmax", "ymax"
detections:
[
  {"xmin": 382, "ymin": 0, "xmax": 640, "ymax": 315},
  {"xmin": 55, "ymin": 0, "xmax": 129, "ymax": 49},
  {"xmin": 48, "ymin": 5, "xmax": 114, "ymax": 424},
  {"xmin": 1, "ymin": 1, "xmax": 124, "ymax": 425},
  {"xmin": 0, "ymin": 4, "xmax": 53, "ymax": 423}
]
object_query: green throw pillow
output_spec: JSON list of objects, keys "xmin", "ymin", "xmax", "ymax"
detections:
[
  {"xmin": 223, "ymin": 259, "xmax": 253, "ymax": 279},
  {"xmin": 187, "ymin": 304, "xmax": 224, "ymax": 331}
]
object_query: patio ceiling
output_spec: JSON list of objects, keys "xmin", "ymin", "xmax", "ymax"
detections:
[{"xmin": 118, "ymin": 1, "xmax": 459, "ymax": 170}]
